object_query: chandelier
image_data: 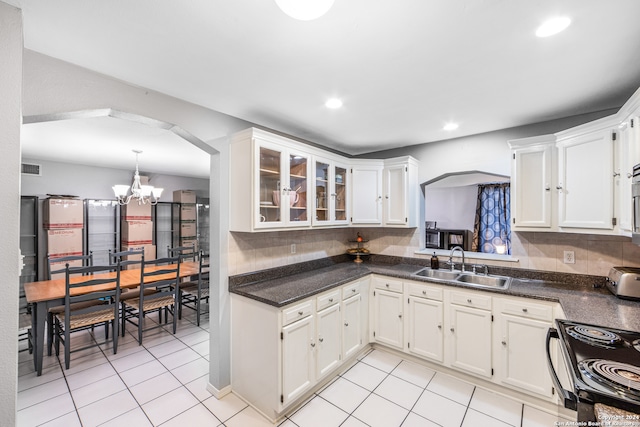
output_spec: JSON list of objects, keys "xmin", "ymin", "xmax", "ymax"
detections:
[{"xmin": 112, "ymin": 150, "xmax": 163, "ymax": 205}]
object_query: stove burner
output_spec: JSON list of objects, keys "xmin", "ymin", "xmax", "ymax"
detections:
[
  {"xmin": 579, "ymin": 359, "xmax": 640, "ymax": 396},
  {"xmin": 567, "ymin": 325, "xmax": 623, "ymax": 347}
]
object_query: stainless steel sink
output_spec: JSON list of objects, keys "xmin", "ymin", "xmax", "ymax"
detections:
[
  {"xmin": 414, "ymin": 268, "xmax": 460, "ymax": 281},
  {"xmin": 413, "ymin": 268, "xmax": 511, "ymax": 290},
  {"xmin": 455, "ymin": 273, "xmax": 511, "ymax": 289}
]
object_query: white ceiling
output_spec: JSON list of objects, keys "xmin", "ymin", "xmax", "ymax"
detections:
[{"xmin": 10, "ymin": 0, "xmax": 640, "ymax": 175}]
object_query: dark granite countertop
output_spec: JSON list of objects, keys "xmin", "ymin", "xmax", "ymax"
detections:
[{"xmin": 229, "ymin": 256, "xmax": 640, "ymax": 332}]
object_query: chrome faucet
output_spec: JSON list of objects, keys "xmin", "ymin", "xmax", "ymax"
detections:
[{"xmin": 449, "ymin": 246, "xmax": 465, "ymax": 272}]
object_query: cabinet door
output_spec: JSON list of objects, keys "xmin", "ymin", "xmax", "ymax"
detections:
[
  {"xmin": 257, "ymin": 142, "xmax": 285, "ymax": 228},
  {"xmin": 449, "ymin": 304, "xmax": 492, "ymax": 378},
  {"xmin": 512, "ymin": 144, "xmax": 553, "ymax": 228},
  {"xmin": 313, "ymin": 159, "xmax": 330, "ymax": 225},
  {"xmin": 497, "ymin": 314, "xmax": 553, "ymax": 399},
  {"xmin": 316, "ymin": 303, "xmax": 341, "ymax": 380},
  {"xmin": 558, "ymin": 130, "xmax": 614, "ymax": 229},
  {"xmin": 282, "ymin": 315, "xmax": 315, "ymax": 404},
  {"xmin": 287, "ymin": 150, "xmax": 311, "ymax": 227},
  {"xmin": 407, "ymin": 296, "xmax": 444, "ymax": 362},
  {"xmin": 342, "ymin": 294, "xmax": 362, "ymax": 359},
  {"xmin": 372, "ymin": 289, "xmax": 403, "ymax": 349},
  {"xmin": 383, "ymin": 164, "xmax": 407, "ymax": 225},
  {"xmin": 351, "ymin": 166, "xmax": 382, "ymax": 224},
  {"xmin": 617, "ymin": 121, "xmax": 634, "ymax": 232},
  {"xmin": 333, "ymin": 163, "xmax": 349, "ymax": 224}
]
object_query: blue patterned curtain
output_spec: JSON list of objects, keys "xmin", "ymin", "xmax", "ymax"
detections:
[{"xmin": 471, "ymin": 183, "xmax": 511, "ymax": 254}]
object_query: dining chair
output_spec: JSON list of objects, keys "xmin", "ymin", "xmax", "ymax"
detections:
[
  {"xmin": 53, "ymin": 263, "xmax": 121, "ymax": 369},
  {"xmin": 178, "ymin": 251, "xmax": 210, "ymax": 326},
  {"xmin": 121, "ymin": 256, "xmax": 181, "ymax": 345},
  {"xmin": 111, "ymin": 249, "xmax": 158, "ymax": 302},
  {"xmin": 46, "ymin": 252, "xmax": 96, "ymax": 356},
  {"xmin": 167, "ymin": 245, "xmax": 197, "ymax": 263}
]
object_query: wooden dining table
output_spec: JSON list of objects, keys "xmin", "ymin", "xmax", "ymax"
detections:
[{"xmin": 24, "ymin": 261, "xmax": 201, "ymax": 376}]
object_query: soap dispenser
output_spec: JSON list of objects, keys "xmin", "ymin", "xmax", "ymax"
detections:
[{"xmin": 430, "ymin": 252, "xmax": 439, "ymax": 270}]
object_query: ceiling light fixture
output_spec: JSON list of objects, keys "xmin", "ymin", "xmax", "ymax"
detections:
[
  {"xmin": 443, "ymin": 122, "xmax": 459, "ymax": 131},
  {"xmin": 325, "ymin": 98, "xmax": 343, "ymax": 109},
  {"xmin": 112, "ymin": 150, "xmax": 163, "ymax": 205},
  {"xmin": 275, "ymin": 0, "xmax": 335, "ymax": 21},
  {"xmin": 536, "ymin": 16, "xmax": 571, "ymax": 37}
]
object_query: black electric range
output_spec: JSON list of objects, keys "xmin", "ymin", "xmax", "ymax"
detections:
[{"xmin": 547, "ymin": 320, "xmax": 640, "ymax": 421}]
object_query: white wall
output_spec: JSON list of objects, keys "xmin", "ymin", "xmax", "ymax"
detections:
[
  {"xmin": 21, "ymin": 158, "xmax": 209, "ymax": 200},
  {"xmin": 0, "ymin": 3, "xmax": 22, "ymax": 424}
]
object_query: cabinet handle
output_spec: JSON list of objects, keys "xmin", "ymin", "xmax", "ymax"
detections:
[
  {"xmin": 328, "ymin": 298, "xmax": 333, "ymax": 303},
  {"xmin": 556, "ymin": 185, "xmax": 563, "ymax": 190},
  {"xmin": 385, "ymin": 195, "xmax": 389, "ymax": 199},
  {"xmin": 344, "ymin": 322, "xmax": 349, "ymax": 327},
  {"xmin": 398, "ymin": 314, "xmax": 402, "ymax": 319},
  {"xmin": 319, "ymin": 337, "xmax": 324, "ymax": 343},
  {"xmin": 352, "ymin": 289, "xmax": 356, "ymax": 293},
  {"xmin": 450, "ymin": 327, "xmax": 455, "ymax": 333},
  {"xmin": 628, "ymin": 173, "xmax": 633, "ymax": 179},
  {"xmin": 437, "ymin": 324, "xmax": 442, "ymax": 329},
  {"xmin": 545, "ymin": 185, "xmax": 550, "ymax": 191},
  {"xmin": 310, "ymin": 342, "xmax": 316, "ymax": 348},
  {"xmin": 422, "ymin": 290, "xmax": 427, "ymax": 295},
  {"xmin": 613, "ymin": 172, "xmax": 621, "ymax": 178},
  {"xmin": 502, "ymin": 340, "xmax": 507, "ymax": 346},
  {"xmin": 522, "ymin": 308, "xmax": 528, "ymax": 313},
  {"xmin": 386, "ymin": 283, "xmax": 390, "ymax": 288},
  {"xmin": 298, "ymin": 311, "xmax": 303, "ymax": 316},
  {"xmin": 467, "ymin": 298, "xmax": 472, "ymax": 303}
]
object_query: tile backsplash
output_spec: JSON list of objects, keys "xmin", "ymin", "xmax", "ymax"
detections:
[{"xmin": 228, "ymin": 228, "xmax": 640, "ymax": 277}]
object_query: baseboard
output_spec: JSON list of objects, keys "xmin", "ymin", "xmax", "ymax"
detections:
[{"xmin": 206, "ymin": 381, "xmax": 232, "ymax": 399}]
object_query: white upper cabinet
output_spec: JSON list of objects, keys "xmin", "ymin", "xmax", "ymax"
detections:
[
  {"xmin": 616, "ymin": 116, "xmax": 638, "ymax": 233},
  {"xmin": 230, "ymin": 128, "xmax": 420, "ymax": 231},
  {"xmin": 383, "ymin": 156, "xmax": 420, "ymax": 227},
  {"xmin": 509, "ymin": 135, "xmax": 556, "ymax": 230},
  {"xmin": 230, "ymin": 129, "xmax": 312, "ymax": 231},
  {"xmin": 556, "ymin": 122, "xmax": 616, "ymax": 230},
  {"xmin": 313, "ymin": 156, "xmax": 350, "ymax": 226},
  {"xmin": 350, "ymin": 160, "xmax": 383, "ymax": 225}
]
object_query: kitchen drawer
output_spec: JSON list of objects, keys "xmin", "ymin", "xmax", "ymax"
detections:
[
  {"xmin": 342, "ymin": 282, "xmax": 361, "ymax": 299},
  {"xmin": 499, "ymin": 298, "xmax": 553, "ymax": 322},
  {"xmin": 282, "ymin": 300, "xmax": 313, "ymax": 326},
  {"xmin": 372, "ymin": 276, "xmax": 403, "ymax": 293},
  {"xmin": 317, "ymin": 290, "xmax": 340, "ymax": 311},
  {"xmin": 407, "ymin": 282, "xmax": 443, "ymax": 301},
  {"xmin": 450, "ymin": 290, "xmax": 492, "ymax": 310}
]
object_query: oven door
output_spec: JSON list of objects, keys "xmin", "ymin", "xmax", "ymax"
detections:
[{"xmin": 546, "ymin": 328, "xmax": 578, "ymax": 410}]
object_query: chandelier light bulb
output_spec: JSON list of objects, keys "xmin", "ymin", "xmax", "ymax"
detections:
[{"xmin": 275, "ymin": 0, "xmax": 335, "ymax": 21}]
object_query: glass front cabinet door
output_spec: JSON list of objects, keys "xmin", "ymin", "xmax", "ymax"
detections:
[
  {"xmin": 313, "ymin": 157, "xmax": 349, "ymax": 226},
  {"xmin": 256, "ymin": 140, "xmax": 311, "ymax": 229}
]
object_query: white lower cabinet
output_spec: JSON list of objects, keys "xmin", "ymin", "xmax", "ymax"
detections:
[
  {"xmin": 495, "ymin": 297, "xmax": 555, "ymax": 399},
  {"xmin": 316, "ymin": 302, "xmax": 341, "ymax": 380},
  {"xmin": 406, "ymin": 283, "xmax": 444, "ymax": 362},
  {"xmin": 342, "ymin": 293, "xmax": 362, "ymax": 359},
  {"xmin": 371, "ymin": 277, "xmax": 404, "ymax": 349},
  {"xmin": 447, "ymin": 290, "xmax": 493, "ymax": 378},
  {"xmin": 282, "ymin": 314, "xmax": 315, "ymax": 403}
]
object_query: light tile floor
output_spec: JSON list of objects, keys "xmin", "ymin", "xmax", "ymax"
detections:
[{"xmin": 17, "ymin": 311, "xmax": 576, "ymax": 426}]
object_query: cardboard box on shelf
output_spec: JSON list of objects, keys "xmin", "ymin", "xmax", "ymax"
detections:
[
  {"xmin": 43, "ymin": 198, "xmax": 84, "ymax": 229},
  {"xmin": 121, "ymin": 202, "xmax": 152, "ymax": 221},
  {"xmin": 121, "ymin": 220, "xmax": 153, "ymax": 245},
  {"xmin": 180, "ymin": 222, "xmax": 197, "ymax": 238},
  {"xmin": 46, "ymin": 228, "xmax": 83, "ymax": 258},
  {"xmin": 180, "ymin": 204, "xmax": 197, "ymax": 221},
  {"xmin": 173, "ymin": 190, "xmax": 197, "ymax": 204},
  {"xmin": 180, "ymin": 239, "xmax": 198, "ymax": 253},
  {"xmin": 119, "ymin": 244, "xmax": 156, "ymax": 268}
]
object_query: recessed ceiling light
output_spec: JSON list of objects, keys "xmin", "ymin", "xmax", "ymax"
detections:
[
  {"xmin": 443, "ymin": 122, "xmax": 459, "ymax": 131},
  {"xmin": 325, "ymin": 98, "xmax": 343, "ymax": 109},
  {"xmin": 275, "ymin": 0, "xmax": 335, "ymax": 21},
  {"xmin": 536, "ymin": 16, "xmax": 571, "ymax": 38}
]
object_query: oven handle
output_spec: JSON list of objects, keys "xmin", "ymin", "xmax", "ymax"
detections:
[{"xmin": 546, "ymin": 327, "xmax": 577, "ymax": 411}]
